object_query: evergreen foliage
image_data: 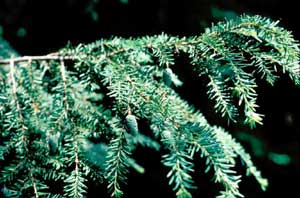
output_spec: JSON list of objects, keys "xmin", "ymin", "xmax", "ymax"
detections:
[{"xmin": 0, "ymin": 15, "xmax": 299, "ymax": 197}]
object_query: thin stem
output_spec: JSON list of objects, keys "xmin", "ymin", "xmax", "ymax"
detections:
[
  {"xmin": 0, "ymin": 55, "xmax": 75, "ymax": 64},
  {"xmin": 74, "ymin": 142, "xmax": 80, "ymax": 198},
  {"xmin": 9, "ymin": 60, "xmax": 27, "ymax": 144},
  {"xmin": 60, "ymin": 60, "xmax": 70, "ymax": 111},
  {"xmin": 30, "ymin": 169, "xmax": 39, "ymax": 198}
]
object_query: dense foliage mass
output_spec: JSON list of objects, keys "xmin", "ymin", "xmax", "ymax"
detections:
[{"xmin": 0, "ymin": 15, "xmax": 299, "ymax": 197}]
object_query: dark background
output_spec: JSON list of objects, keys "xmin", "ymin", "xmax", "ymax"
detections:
[{"xmin": 1, "ymin": 0, "xmax": 299, "ymax": 197}]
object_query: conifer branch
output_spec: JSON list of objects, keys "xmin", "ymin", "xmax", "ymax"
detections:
[
  {"xmin": 6, "ymin": 58, "xmax": 42, "ymax": 197},
  {"xmin": 213, "ymin": 127, "xmax": 268, "ymax": 191},
  {"xmin": 188, "ymin": 131, "xmax": 242, "ymax": 197},
  {"xmin": 207, "ymin": 75, "xmax": 238, "ymax": 121},
  {"xmin": 1, "ymin": 15, "xmax": 299, "ymax": 198},
  {"xmin": 105, "ymin": 119, "xmax": 131, "ymax": 198}
]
